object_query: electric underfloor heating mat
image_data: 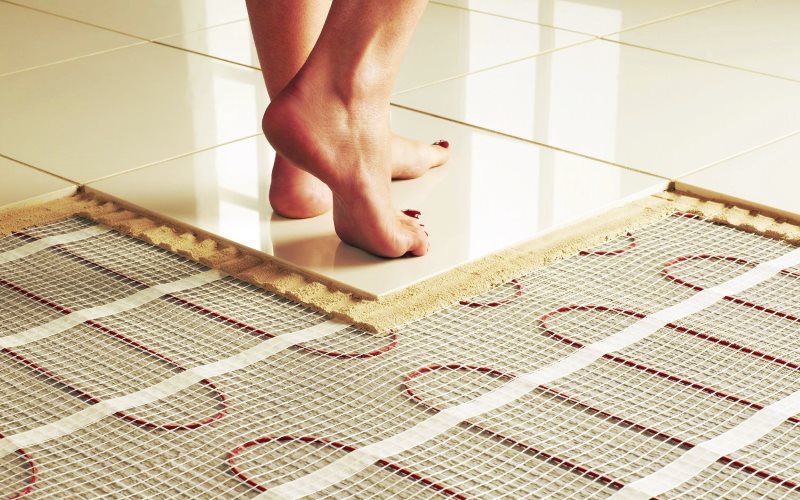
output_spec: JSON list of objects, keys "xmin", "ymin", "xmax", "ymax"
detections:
[{"xmin": 0, "ymin": 212, "xmax": 799, "ymax": 498}]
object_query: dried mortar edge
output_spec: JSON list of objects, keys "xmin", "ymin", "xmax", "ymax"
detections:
[{"xmin": 1, "ymin": 190, "xmax": 798, "ymax": 333}]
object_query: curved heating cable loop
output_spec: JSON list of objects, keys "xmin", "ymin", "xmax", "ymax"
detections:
[
  {"xmin": 541, "ymin": 306, "xmax": 800, "ymax": 419},
  {"xmin": 0, "ymin": 276, "xmax": 227, "ymax": 431},
  {"xmin": 579, "ymin": 233, "xmax": 637, "ymax": 257},
  {"xmin": 539, "ymin": 306, "xmax": 800, "ymax": 491},
  {"xmin": 227, "ymin": 435, "xmax": 466, "ymax": 498},
  {"xmin": 459, "ymin": 280, "xmax": 524, "ymax": 308},
  {"xmin": 11, "ymin": 232, "xmax": 397, "ymax": 359},
  {"xmin": 0, "ymin": 431, "xmax": 37, "ymax": 500},
  {"xmin": 663, "ymin": 254, "xmax": 800, "ymax": 324},
  {"xmin": 404, "ymin": 364, "xmax": 627, "ymax": 492}
]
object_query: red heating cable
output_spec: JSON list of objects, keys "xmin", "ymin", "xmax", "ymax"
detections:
[
  {"xmin": 11, "ymin": 231, "xmax": 397, "ymax": 359},
  {"xmin": 0, "ymin": 430, "xmax": 37, "ymax": 500},
  {"xmin": 0, "ymin": 276, "xmax": 227, "ymax": 431},
  {"xmin": 579, "ymin": 232, "xmax": 637, "ymax": 257},
  {"xmin": 459, "ymin": 280, "xmax": 523, "ymax": 308},
  {"xmin": 540, "ymin": 305, "xmax": 800, "ymax": 490},
  {"xmin": 663, "ymin": 254, "xmax": 800, "ymax": 324},
  {"xmin": 227, "ymin": 435, "xmax": 466, "ymax": 498},
  {"xmin": 404, "ymin": 364, "xmax": 628, "ymax": 493},
  {"xmin": 405, "ymin": 364, "xmax": 798, "ymax": 493}
]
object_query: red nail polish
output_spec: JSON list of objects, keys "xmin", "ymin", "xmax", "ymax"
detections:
[
  {"xmin": 402, "ymin": 209, "xmax": 421, "ymax": 219},
  {"xmin": 433, "ymin": 140, "xmax": 449, "ymax": 149}
]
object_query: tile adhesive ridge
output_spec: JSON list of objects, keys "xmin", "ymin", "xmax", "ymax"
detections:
[{"xmin": 2, "ymin": 190, "xmax": 799, "ymax": 333}]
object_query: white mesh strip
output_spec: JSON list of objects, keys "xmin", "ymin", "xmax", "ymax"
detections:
[
  {"xmin": 611, "ymin": 387, "xmax": 800, "ymax": 499},
  {"xmin": 261, "ymin": 245, "xmax": 800, "ymax": 499},
  {"xmin": 0, "ymin": 318, "xmax": 348, "ymax": 460},
  {"xmin": 0, "ymin": 269, "xmax": 225, "ymax": 348},
  {"xmin": 0, "ymin": 226, "xmax": 110, "ymax": 265}
]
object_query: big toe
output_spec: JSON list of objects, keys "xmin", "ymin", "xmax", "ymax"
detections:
[{"xmin": 392, "ymin": 136, "xmax": 451, "ymax": 180}]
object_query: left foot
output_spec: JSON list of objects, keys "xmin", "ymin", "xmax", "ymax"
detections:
[{"xmin": 268, "ymin": 134, "xmax": 449, "ymax": 219}]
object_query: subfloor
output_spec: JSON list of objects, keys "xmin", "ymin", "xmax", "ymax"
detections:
[
  {"xmin": 2, "ymin": 210, "xmax": 800, "ymax": 498},
  {"xmin": 2, "ymin": 0, "xmax": 800, "ymax": 497}
]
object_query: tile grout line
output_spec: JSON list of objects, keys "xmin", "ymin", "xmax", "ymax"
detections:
[
  {"xmin": 600, "ymin": 39, "xmax": 800, "ymax": 85},
  {"xmin": 0, "ymin": 153, "xmax": 78, "ymax": 185},
  {"xmin": 0, "ymin": 0, "xmax": 151, "ymax": 41},
  {"xmin": 0, "ymin": 41, "xmax": 148, "ymax": 79},
  {"xmin": 388, "ymin": 103, "xmax": 670, "ymax": 181},
  {"xmin": 390, "ymin": 38, "xmax": 597, "ymax": 98},
  {"xmin": 599, "ymin": 0, "xmax": 738, "ymax": 38},
  {"xmin": 0, "ymin": 0, "xmax": 249, "ymax": 43},
  {"xmin": 671, "ymin": 128, "xmax": 800, "ymax": 182},
  {"xmin": 82, "ymin": 133, "xmax": 263, "ymax": 186},
  {"xmin": 150, "ymin": 41, "xmax": 260, "ymax": 71},
  {"xmin": 427, "ymin": 0, "xmax": 598, "ymax": 37}
]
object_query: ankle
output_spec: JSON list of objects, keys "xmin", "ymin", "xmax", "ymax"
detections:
[{"xmin": 312, "ymin": 57, "xmax": 393, "ymax": 104}]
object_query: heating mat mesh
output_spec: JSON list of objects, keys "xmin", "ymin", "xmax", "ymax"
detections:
[{"xmin": 0, "ymin": 213, "xmax": 799, "ymax": 498}]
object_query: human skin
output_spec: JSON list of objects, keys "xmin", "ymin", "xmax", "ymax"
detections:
[{"xmin": 246, "ymin": 0, "xmax": 447, "ymax": 257}]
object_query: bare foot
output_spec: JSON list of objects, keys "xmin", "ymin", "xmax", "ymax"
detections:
[
  {"xmin": 263, "ymin": 83, "xmax": 429, "ymax": 257},
  {"xmin": 269, "ymin": 136, "xmax": 449, "ymax": 219}
]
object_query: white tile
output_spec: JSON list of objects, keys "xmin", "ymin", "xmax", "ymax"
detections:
[
  {"xmin": 157, "ymin": 19, "xmax": 260, "ymax": 68},
  {"xmin": 0, "ymin": 43, "xmax": 266, "ymax": 183},
  {"xmin": 157, "ymin": 4, "xmax": 591, "ymax": 93},
  {"xmin": 87, "ymin": 108, "xmax": 666, "ymax": 298},
  {"xmin": 393, "ymin": 39, "xmax": 800, "ymax": 179},
  {"xmin": 609, "ymin": 0, "xmax": 800, "ymax": 82},
  {"xmin": 0, "ymin": 156, "xmax": 76, "ymax": 209},
  {"xmin": 0, "ymin": 2, "xmax": 141, "ymax": 76},
  {"xmin": 676, "ymin": 132, "xmax": 800, "ymax": 219},
  {"xmin": 7, "ymin": 0, "xmax": 247, "ymax": 39},
  {"xmin": 432, "ymin": 0, "xmax": 728, "ymax": 35}
]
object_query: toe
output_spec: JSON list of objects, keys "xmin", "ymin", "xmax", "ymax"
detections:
[
  {"xmin": 400, "ymin": 213, "xmax": 429, "ymax": 257},
  {"xmin": 391, "ymin": 136, "xmax": 451, "ymax": 180}
]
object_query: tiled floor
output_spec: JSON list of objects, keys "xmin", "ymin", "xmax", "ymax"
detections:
[{"xmin": 3, "ymin": 0, "xmax": 799, "ymax": 297}]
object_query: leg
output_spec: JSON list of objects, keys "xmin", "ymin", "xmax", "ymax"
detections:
[
  {"xmin": 246, "ymin": 0, "xmax": 450, "ymax": 220},
  {"xmin": 262, "ymin": 0, "xmax": 433, "ymax": 257},
  {"xmin": 246, "ymin": 0, "xmax": 332, "ymax": 219}
]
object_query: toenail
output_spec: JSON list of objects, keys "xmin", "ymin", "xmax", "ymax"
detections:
[
  {"xmin": 402, "ymin": 209, "xmax": 421, "ymax": 219},
  {"xmin": 433, "ymin": 140, "xmax": 449, "ymax": 149}
]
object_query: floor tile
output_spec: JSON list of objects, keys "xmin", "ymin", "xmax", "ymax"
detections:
[
  {"xmin": 87, "ymin": 108, "xmax": 666, "ymax": 298},
  {"xmin": 432, "ymin": 0, "xmax": 729, "ymax": 35},
  {"xmin": 675, "ymin": 132, "xmax": 800, "ymax": 219},
  {"xmin": 0, "ymin": 2, "xmax": 141, "ymax": 76},
  {"xmin": 156, "ymin": 3, "xmax": 591, "ymax": 93},
  {"xmin": 0, "ymin": 156, "xmax": 76, "ymax": 209},
  {"xmin": 0, "ymin": 43, "xmax": 266, "ymax": 183},
  {"xmin": 608, "ymin": 0, "xmax": 800, "ymax": 82},
  {"xmin": 6, "ymin": 0, "xmax": 247, "ymax": 40},
  {"xmin": 393, "ymin": 39, "xmax": 800, "ymax": 179}
]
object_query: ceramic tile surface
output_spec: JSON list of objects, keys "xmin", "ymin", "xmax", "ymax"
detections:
[
  {"xmin": 0, "ymin": 156, "xmax": 76, "ymax": 209},
  {"xmin": 0, "ymin": 2, "xmax": 141, "ymax": 76},
  {"xmin": 393, "ymin": 39, "xmax": 800, "ymax": 179},
  {"xmin": 609, "ymin": 0, "xmax": 800, "ymax": 82},
  {"xmin": 6, "ymin": 0, "xmax": 247, "ymax": 39},
  {"xmin": 431, "ymin": 0, "xmax": 730, "ymax": 35},
  {"xmin": 0, "ymin": 43, "xmax": 266, "ymax": 183},
  {"xmin": 156, "ymin": 3, "xmax": 591, "ymax": 94},
  {"xmin": 88, "ymin": 109, "xmax": 666, "ymax": 297},
  {"xmin": 676, "ymin": 132, "xmax": 800, "ymax": 218}
]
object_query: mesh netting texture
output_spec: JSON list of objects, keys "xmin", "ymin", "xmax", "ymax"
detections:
[{"xmin": 1, "ymin": 213, "xmax": 799, "ymax": 499}]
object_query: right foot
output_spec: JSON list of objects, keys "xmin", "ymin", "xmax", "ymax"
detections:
[{"xmin": 263, "ymin": 82, "xmax": 429, "ymax": 258}]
